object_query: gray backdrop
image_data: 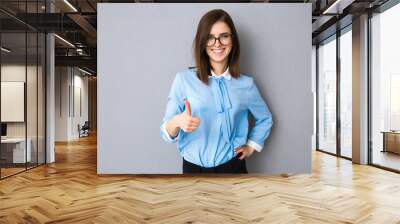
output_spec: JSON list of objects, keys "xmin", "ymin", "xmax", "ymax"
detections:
[{"xmin": 97, "ymin": 3, "xmax": 312, "ymax": 174}]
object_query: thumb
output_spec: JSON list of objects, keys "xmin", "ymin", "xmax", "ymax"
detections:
[{"xmin": 184, "ymin": 99, "xmax": 192, "ymax": 116}]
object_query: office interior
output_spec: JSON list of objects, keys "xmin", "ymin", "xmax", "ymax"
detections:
[
  {"xmin": 0, "ymin": 0, "xmax": 400, "ymax": 222},
  {"xmin": 314, "ymin": 1, "xmax": 400, "ymax": 172},
  {"xmin": 0, "ymin": 0, "xmax": 97, "ymax": 179}
]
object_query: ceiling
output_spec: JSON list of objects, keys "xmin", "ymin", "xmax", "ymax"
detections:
[{"xmin": 0, "ymin": 0, "xmax": 392, "ymax": 75}]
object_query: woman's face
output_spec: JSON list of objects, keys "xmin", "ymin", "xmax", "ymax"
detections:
[{"xmin": 206, "ymin": 21, "xmax": 233, "ymax": 66}]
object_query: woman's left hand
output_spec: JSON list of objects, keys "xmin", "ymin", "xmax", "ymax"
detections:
[{"xmin": 234, "ymin": 145, "xmax": 255, "ymax": 160}]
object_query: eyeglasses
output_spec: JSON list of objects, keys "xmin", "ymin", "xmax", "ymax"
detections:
[{"xmin": 206, "ymin": 33, "xmax": 233, "ymax": 47}]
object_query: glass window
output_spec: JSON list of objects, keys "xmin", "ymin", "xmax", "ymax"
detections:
[
  {"xmin": 371, "ymin": 3, "xmax": 400, "ymax": 171},
  {"xmin": 340, "ymin": 28, "xmax": 352, "ymax": 158},
  {"xmin": 1, "ymin": 31, "xmax": 28, "ymax": 178},
  {"xmin": 27, "ymin": 31, "xmax": 38, "ymax": 169},
  {"xmin": 0, "ymin": 1, "xmax": 46, "ymax": 179},
  {"xmin": 318, "ymin": 36, "xmax": 337, "ymax": 154}
]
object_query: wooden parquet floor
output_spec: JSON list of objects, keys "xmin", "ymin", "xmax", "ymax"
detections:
[{"xmin": 1, "ymin": 134, "xmax": 400, "ymax": 224}]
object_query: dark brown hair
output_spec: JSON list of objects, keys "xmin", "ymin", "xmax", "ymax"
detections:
[{"xmin": 193, "ymin": 9, "xmax": 241, "ymax": 85}]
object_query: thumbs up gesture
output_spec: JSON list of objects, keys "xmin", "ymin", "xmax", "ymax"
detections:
[
  {"xmin": 177, "ymin": 99, "xmax": 200, "ymax": 132},
  {"xmin": 184, "ymin": 99, "xmax": 192, "ymax": 116}
]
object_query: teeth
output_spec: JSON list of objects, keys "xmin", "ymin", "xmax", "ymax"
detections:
[{"xmin": 212, "ymin": 49, "xmax": 224, "ymax": 53}]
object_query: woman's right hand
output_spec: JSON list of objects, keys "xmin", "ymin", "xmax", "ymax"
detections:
[
  {"xmin": 165, "ymin": 99, "xmax": 200, "ymax": 138},
  {"xmin": 175, "ymin": 99, "xmax": 200, "ymax": 132}
]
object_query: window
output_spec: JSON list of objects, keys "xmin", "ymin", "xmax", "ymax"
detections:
[
  {"xmin": 371, "ymin": 2, "xmax": 400, "ymax": 171},
  {"xmin": 318, "ymin": 36, "xmax": 337, "ymax": 154},
  {"xmin": 0, "ymin": 1, "xmax": 47, "ymax": 179},
  {"xmin": 340, "ymin": 28, "xmax": 352, "ymax": 158}
]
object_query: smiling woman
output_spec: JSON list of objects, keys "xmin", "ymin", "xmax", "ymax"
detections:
[
  {"xmin": 159, "ymin": 9, "xmax": 273, "ymax": 174},
  {"xmin": 193, "ymin": 9, "xmax": 241, "ymax": 85}
]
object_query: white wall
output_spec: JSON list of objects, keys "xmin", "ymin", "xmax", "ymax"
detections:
[
  {"xmin": 1, "ymin": 65, "xmax": 26, "ymax": 137},
  {"xmin": 55, "ymin": 66, "xmax": 69, "ymax": 141},
  {"xmin": 1, "ymin": 63, "xmax": 46, "ymax": 164},
  {"xmin": 55, "ymin": 66, "xmax": 89, "ymax": 141},
  {"xmin": 1, "ymin": 65, "xmax": 40, "ymax": 138},
  {"xmin": 72, "ymin": 72, "xmax": 89, "ymax": 138}
]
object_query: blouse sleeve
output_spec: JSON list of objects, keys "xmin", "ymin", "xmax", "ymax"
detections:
[
  {"xmin": 160, "ymin": 72, "xmax": 185, "ymax": 143},
  {"xmin": 246, "ymin": 78, "xmax": 273, "ymax": 152}
]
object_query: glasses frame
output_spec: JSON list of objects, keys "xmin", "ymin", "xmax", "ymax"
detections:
[{"xmin": 206, "ymin": 33, "xmax": 233, "ymax": 47}]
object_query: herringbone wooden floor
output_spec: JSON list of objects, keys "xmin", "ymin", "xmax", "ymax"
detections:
[{"xmin": 1, "ymin": 134, "xmax": 400, "ymax": 224}]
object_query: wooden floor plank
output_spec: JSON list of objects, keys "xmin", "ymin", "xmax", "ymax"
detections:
[{"xmin": 1, "ymin": 134, "xmax": 400, "ymax": 223}]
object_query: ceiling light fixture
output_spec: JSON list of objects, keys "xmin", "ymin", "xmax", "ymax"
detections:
[
  {"xmin": 54, "ymin": 34, "xmax": 75, "ymax": 48},
  {"xmin": 63, "ymin": 0, "xmax": 78, "ymax": 12},
  {"xmin": 78, "ymin": 67, "xmax": 93, "ymax": 76},
  {"xmin": 323, "ymin": 0, "xmax": 345, "ymax": 14},
  {"xmin": 1, "ymin": 47, "xmax": 11, "ymax": 53}
]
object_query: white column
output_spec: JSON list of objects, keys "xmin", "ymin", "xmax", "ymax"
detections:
[{"xmin": 46, "ymin": 1, "xmax": 55, "ymax": 163}]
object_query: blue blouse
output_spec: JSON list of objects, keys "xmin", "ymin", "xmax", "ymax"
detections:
[{"xmin": 160, "ymin": 67, "xmax": 273, "ymax": 168}]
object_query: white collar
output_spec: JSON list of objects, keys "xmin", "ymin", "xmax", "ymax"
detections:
[{"xmin": 210, "ymin": 66, "xmax": 231, "ymax": 80}]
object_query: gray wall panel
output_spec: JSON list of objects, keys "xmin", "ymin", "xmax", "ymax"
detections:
[{"xmin": 98, "ymin": 3, "xmax": 312, "ymax": 174}]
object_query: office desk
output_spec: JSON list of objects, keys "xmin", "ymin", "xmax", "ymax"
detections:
[
  {"xmin": 381, "ymin": 131, "xmax": 400, "ymax": 154},
  {"xmin": 1, "ymin": 138, "xmax": 32, "ymax": 164}
]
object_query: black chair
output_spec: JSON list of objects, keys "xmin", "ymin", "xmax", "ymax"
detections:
[{"xmin": 79, "ymin": 121, "xmax": 90, "ymax": 138}]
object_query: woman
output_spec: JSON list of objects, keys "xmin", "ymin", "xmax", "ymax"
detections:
[{"xmin": 160, "ymin": 9, "xmax": 273, "ymax": 174}]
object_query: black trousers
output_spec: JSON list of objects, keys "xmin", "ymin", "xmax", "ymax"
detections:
[{"xmin": 182, "ymin": 153, "xmax": 248, "ymax": 174}]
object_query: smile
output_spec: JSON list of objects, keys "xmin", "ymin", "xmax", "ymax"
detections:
[{"xmin": 211, "ymin": 48, "xmax": 225, "ymax": 54}]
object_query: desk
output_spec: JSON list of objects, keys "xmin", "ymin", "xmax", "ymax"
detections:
[
  {"xmin": 381, "ymin": 131, "xmax": 400, "ymax": 154},
  {"xmin": 1, "ymin": 138, "xmax": 32, "ymax": 163}
]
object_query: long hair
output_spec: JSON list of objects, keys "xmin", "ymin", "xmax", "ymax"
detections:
[{"xmin": 193, "ymin": 9, "xmax": 241, "ymax": 85}]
